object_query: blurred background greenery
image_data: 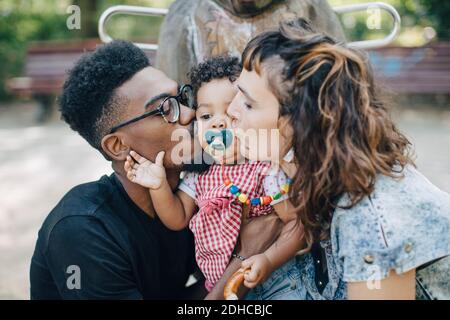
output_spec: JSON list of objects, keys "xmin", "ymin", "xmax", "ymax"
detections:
[
  {"xmin": 0, "ymin": 0, "xmax": 172, "ymax": 101},
  {"xmin": 0, "ymin": 0, "xmax": 449, "ymax": 101}
]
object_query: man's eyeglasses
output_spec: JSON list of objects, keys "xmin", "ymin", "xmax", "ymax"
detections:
[{"xmin": 109, "ymin": 84, "xmax": 195, "ymax": 134}]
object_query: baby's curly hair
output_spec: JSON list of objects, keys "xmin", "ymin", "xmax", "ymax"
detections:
[{"xmin": 188, "ymin": 55, "xmax": 242, "ymax": 104}]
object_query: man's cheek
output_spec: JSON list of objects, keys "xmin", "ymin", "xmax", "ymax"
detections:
[{"xmin": 167, "ymin": 128, "xmax": 195, "ymax": 165}]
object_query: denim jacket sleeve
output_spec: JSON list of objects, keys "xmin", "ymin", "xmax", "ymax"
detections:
[{"xmin": 331, "ymin": 165, "xmax": 450, "ymax": 283}]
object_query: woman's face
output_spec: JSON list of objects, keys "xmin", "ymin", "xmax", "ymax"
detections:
[{"xmin": 228, "ymin": 68, "xmax": 290, "ymax": 162}]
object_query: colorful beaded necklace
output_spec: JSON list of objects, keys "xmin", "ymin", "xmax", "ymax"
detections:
[{"xmin": 221, "ymin": 164, "xmax": 292, "ymax": 206}]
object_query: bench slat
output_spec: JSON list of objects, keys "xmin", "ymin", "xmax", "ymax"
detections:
[{"xmin": 7, "ymin": 40, "xmax": 450, "ymax": 95}]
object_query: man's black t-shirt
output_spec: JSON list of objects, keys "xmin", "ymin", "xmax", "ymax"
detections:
[{"xmin": 30, "ymin": 174, "xmax": 196, "ymax": 299}]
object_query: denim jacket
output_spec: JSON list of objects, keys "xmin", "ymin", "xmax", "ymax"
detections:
[{"xmin": 293, "ymin": 165, "xmax": 450, "ymax": 300}]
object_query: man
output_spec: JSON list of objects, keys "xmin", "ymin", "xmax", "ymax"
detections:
[{"xmin": 30, "ymin": 40, "xmax": 280, "ymax": 299}]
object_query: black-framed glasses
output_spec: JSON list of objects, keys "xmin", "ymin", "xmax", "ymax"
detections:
[{"xmin": 109, "ymin": 84, "xmax": 195, "ymax": 134}]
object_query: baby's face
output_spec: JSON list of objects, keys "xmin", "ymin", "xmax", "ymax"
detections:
[{"xmin": 195, "ymin": 78, "xmax": 238, "ymax": 161}]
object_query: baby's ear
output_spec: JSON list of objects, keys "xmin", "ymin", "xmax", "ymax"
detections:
[{"xmin": 101, "ymin": 133, "xmax": 130, "ymax": 161}]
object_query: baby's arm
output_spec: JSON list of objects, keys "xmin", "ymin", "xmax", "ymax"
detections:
[
  {"xmin": 124, "ymin": 150, "xmax": 196, "ymax": 230},
  {"xmin": 150, "ymin": 178, "xmax": 196, "ymax": 231},
  {"xmin": 241, "ymin": 200, "xmax": 305, "ymax": 288}
]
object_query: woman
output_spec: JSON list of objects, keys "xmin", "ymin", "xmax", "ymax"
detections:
[{"xmin": 227, "ymin": 18, "xmax": 450, "ymax": 299}]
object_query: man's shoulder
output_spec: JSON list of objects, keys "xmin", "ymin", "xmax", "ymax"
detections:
[
  {"xmin": 37, "ymin": 175, "xmax": 118, "ymax": 248},
  {"xmin": 59, "ymin": 175, "xmax": 115, "ymax": 213},
  {"xmin": 49, "ymin": 174, "xmax": 114, "ymax": 217}
]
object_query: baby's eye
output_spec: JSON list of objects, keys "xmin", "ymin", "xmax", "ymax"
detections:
[
  {"xmin": 244, "ymin": 103, "xmax": 253, "ymax": 110},
  {"xmin": 199, "ymin": 113, "xmax": 212, "ymax": 120}
]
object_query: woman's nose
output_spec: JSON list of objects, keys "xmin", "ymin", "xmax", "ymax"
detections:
[
  {"xmin": 178, "ymin": 104, "xmax": 195, "ymax": 126},
  {"xmin": 227, "ymin": 97, "xmax": 240, "ymax": 121}
]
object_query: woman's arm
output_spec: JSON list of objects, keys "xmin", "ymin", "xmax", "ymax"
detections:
[
  {"xmin": 347, "ymin": 269, "xmax": 416, "ymax": 300},
  {"xmin": 265, "ymin": 201, "xmax": 305, "ymax": 268}
]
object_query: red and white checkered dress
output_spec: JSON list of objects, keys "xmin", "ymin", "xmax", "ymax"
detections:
[{"xmin": 179, "ymin": 161, "xmax": 288, "ymax": 291}]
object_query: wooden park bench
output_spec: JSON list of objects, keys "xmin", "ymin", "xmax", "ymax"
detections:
[
  {"xmin": 368, "ymin": 42, "xmax": 450, "ymax": 94},
  {"xmin": 6, "ymin": 38, "xmax": 156, "ymax": 122},
  {"xmin": 6, "ymin": 36, "xmax": 449, "ymax": 123}
]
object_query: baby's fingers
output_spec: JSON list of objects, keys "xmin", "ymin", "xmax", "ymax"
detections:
[
  {"xmin": 124, "ymin": 156, "xmax": 134, "ymax": 172},
  {"xmin": 243, "ymin": 267, "xmax": 262, "ymax": 289},
  {"xmin": 243, "ymin": 268, "xmax": 258, "ymax": 283},
  {"xmin": 130, "ymin": 150, "xmax": 147, "ymax": 164},
  {"xmin": 243, "ymin": 279, "xmax": 258, "ymax": 289},
  {"xmin": 154, "ymin": 151, "xmax": 165, "ymax": 167},
  {"xmin": 126, "ymin": 169, "xmax": 135, "ymax": 182},
  {"xmin": 243, "ymin": 269, "xmax": 259, "ymax": 289},
  {"xmin": 241, "ymin": 256, "xmax": 255, "ymax": 270}
]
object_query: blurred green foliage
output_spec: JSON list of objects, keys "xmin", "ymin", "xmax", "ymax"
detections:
[
  {"xmin": 331, "ymin": 0, "xmax": 450, "ymax": 45},
  {"xmin": 419, "ymin": 0, "xmax": 450, "ymax": 39},
  {"xmin": 0, "ymin": 0, "xmax": 172, "ymax": 101},
  {"xmin": 0, "ymin": 1, "xmax": 72, "ymax": 100},
  {"xmin": 0, "ymin": 0, "xmax": 449, "ymax": 101}
]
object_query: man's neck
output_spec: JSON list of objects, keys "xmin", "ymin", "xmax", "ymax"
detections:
[{"xmin": 112, "ymin": 162, "xmax": 181, "ymax": 219}]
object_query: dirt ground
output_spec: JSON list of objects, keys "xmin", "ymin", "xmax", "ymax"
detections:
[{"xmin": 0, "ymin": 100, "xmax": 449, "ymax": 299}]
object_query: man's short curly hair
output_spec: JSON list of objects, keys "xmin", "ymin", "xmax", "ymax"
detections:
[
  {"xmin": 59, "ymin": 40, "xmax": 150, "ymax": 158},
  {"xmin": 189, "ymin": 55, "xmax": 242, "ymax": 103}
]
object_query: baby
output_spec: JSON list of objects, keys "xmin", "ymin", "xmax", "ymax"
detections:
[{"xmin": 124, "ymin": 56, "xmax": 304, "ymax": 298}]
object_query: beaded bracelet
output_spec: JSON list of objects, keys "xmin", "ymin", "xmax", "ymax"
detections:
[{"xmin": 232, "ymin": 253, "xmax": 246, "ymax": 261}]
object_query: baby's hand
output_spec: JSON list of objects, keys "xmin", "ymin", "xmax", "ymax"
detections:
[
  {"xmin": 241, "ymin": 253, "xmax": 274, "ymax": 289},
  {"xmin": 124, "ymin": 150, "xmax": 166, "ymax": 189}
]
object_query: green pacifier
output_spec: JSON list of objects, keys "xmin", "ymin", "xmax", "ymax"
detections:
[{"xmin": 205, "ymin": 129, "xmax": 233, "ymax": 150}]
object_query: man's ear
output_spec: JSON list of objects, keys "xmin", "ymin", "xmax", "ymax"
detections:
[{"xmin": 101, "ymin": 133, "xmax": 130, "ymax": 161}]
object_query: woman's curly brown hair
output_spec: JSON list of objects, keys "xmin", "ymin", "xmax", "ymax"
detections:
[{"xmin": 242, "ymin": 18, "xmax": 414, "ymax": 249}]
